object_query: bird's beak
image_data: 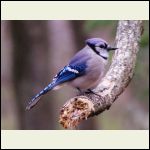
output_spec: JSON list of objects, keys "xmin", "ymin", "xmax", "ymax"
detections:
[{"xmin": 107, "ymin": 46, "xmax": 118, "ymax": 51}]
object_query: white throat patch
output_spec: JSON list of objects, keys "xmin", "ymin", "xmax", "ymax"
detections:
[{"xmin": 95, "ymin": 47, "xmax": 109, "ymax": 59}]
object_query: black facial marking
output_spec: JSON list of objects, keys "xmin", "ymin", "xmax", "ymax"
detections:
[
  {"xmin": 93, "ymin": 49, "xmax": 100, "ymax": 55},
  {"xmin": 86, "ymin": 39, "xmax": 108, "ymax": 60},
  {"xmin": 99, "ymin": 44, "xmax": 105, "ymax": 48},
  {"xmin": 104, "ymin": 43, "xmax": 107, "ymax": 49}
]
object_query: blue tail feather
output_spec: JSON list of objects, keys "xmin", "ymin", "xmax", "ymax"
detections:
[
  {"xmin": 26, "ymin": 82, "xmax": 55, "ymax": 110},
  {"xmin": 26, "ymin": 64, "xmax": 86, "ymax": 110}
]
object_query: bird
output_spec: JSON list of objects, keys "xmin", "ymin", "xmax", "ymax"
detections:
[{"xmin": 26, "ymin": 38, "xmax": 117, "ymax": 110}]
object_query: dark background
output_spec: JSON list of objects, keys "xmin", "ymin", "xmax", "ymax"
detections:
[{"xmin": 1, "ymin": 20, "xmax": 149, "ymax": 130}]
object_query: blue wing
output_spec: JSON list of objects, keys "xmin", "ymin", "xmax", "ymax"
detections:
[
  {"xmin": 26, "ymin": 63, "xmax": 87, "ymax": 110},
  {"xmin": 53, "ymin": 64, "xmax": 86, "ymax": 86}
]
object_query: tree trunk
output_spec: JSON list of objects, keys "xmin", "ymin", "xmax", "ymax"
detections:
[{"xmin": 59, "ymin": 20, "xmax": 143, "ymax": 129}]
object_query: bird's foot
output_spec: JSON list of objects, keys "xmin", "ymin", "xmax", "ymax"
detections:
[
  {"xmin": 76, "ymin": 88, "xmax": 85, "ymax": 96},
  {"xmin": 85, "ymin": 89, "xmax": 100, "ymax": 97},
  {"xmin": 76, "ymin": 88, "xmax": 100, "ymax": 97}
]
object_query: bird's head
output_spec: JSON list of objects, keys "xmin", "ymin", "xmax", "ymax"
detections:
[{"xmin": 86, "ymin": 38, "xmax": 117, "ymax": 59}]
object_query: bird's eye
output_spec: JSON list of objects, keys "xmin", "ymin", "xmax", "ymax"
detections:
[{"xmin": 99, "ymin": 44, "xmax": 105, "ymax": 48}]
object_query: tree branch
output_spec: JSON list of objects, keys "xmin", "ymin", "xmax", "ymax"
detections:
[{"xmin": 59, "ymin": 21, "xmax": 143, "ymax": 129}]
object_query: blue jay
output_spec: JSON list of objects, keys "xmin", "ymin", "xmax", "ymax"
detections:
[{"xmin": 26, "ymin": 38, "xmax": 117, "ymax": 110}]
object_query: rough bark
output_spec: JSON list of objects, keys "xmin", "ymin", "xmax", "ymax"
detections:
[{"xmin": 59, "ymin": 20, "xmax": 143, "ymax": 129}]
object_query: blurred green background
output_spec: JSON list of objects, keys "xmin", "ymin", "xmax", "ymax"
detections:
[{"xmin": 1, "ymin": 20, "xmax": 149, "ymax": 130}]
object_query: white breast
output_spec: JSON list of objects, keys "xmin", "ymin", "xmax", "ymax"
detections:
[{"xmin": 69, "ymin": 52, "xmax": 108, "ymax": 90}]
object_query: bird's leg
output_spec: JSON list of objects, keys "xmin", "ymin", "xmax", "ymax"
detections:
[
  {"xmin": 76, "ymin": 87, "xmax": 84, "ymax": 96},
  {"xmin": 85, "ymin": 89, "xmax": 100, "ymax": 97},
  {"xmin": 77, "ymin": 87, "xmax": 81, "ymax": 93}
]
